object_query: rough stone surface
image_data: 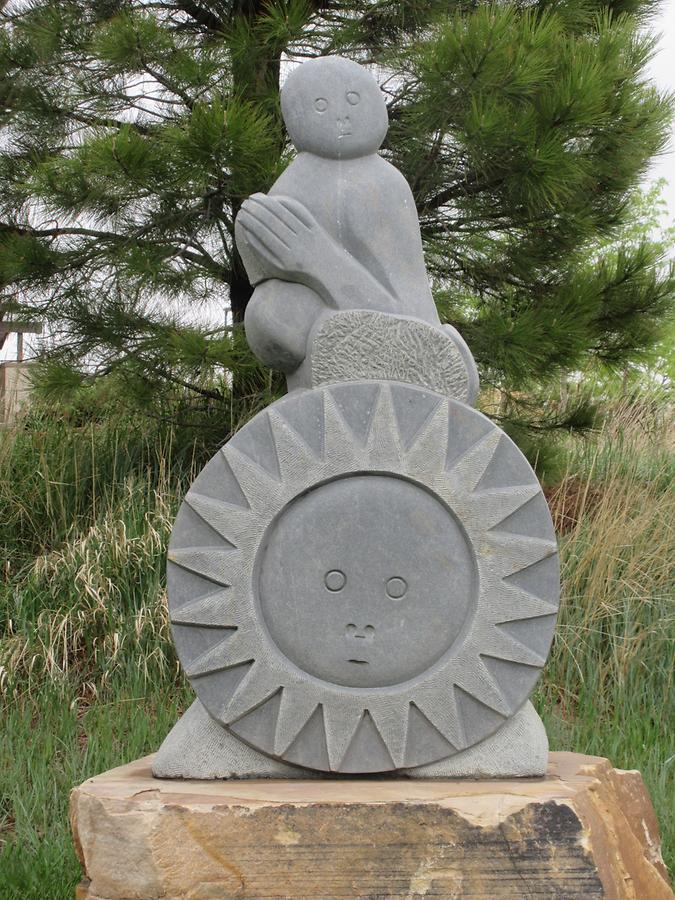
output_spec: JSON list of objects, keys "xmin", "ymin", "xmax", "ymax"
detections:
[
  {"xmin": 153, "ymin": 700, "xmax": 547, "ymax": 780},
  {"xmin": 293, "ymin": 309, "xmax": 478, "ymax": 404},
  {"xmin": 166, "ymin": 382, "xmax": 559, "ymax": 774},
  {"xmin": 71, "ymin": 752, "xmax": 672, "ymax": 899}
]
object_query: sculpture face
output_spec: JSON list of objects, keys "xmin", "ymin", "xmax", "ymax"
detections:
[
  {"xmin": 257, "ymin": 473, "xmax": 477, "ymax": 688},
  {"xmin": 281, "ymin": 56, "xmax": 388, "ymax": 159}
]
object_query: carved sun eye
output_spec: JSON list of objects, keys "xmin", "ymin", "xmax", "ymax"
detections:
[
  {"xmin": 346, "ymin": 91, "xmax": 360, "ymax": 106},
  {"xmin": 386, "ymin": 577, "xmax": 407, "ymax": 600},
  {"xmin": 325, "ymin": 569, "xmax": 346, "ymax": 592},
  {"xmin": 314, "ymin": 97, "xmax": 328, "ymax": 113}
]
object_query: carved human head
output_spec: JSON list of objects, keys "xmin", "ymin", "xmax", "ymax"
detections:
[{"xmin": 281, "ymin": 56, "xmax": 389, "ymax": 160}]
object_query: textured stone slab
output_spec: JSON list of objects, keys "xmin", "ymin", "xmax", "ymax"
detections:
[
  {"xmin": 291, "ymin": 309, "xmax": 479, "ymax": 404},
  {"xmin": 71, "ymin": 753, "xmax": 671, "ymax": 900}
]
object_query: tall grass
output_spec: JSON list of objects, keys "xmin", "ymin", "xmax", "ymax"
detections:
[
  {"xmin": 1, "ymin": 412, "xmax": 195, "ymax": 898},
  {"xmin": 537, "ymin": 401, "xmax": 674, "ymax": 863},
  {"xmin": 0, "ymin": 398, "xmax": 673, "ymax": 897}
]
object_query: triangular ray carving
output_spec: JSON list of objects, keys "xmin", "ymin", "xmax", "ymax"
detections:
[
  {"xmin": 229, "ymin": 689, "xmax": 283, "ymax": 749},
  {"xmin": 173, "ymin": 502, "xmax": 235, "ymax": 550},
  {"xmin": 490, "ymin": 491, "xmax": 554, "ymax": 539},
  {"xmin": 447, "ymin": 428, "xmax": 501, "ymax": 491},
  {"xmin": 275, "ymin": 390, "xmax": 325, "ymax": 458},
  {"xmin": 183, "ymin": 631, "xmax": 241, "ymax": 678},
  {"xmin": 339, "ymin": 711, "xmax": 394, "ymax": 773},
  {"xmin": 481, "ymin": 655, "xmax": 542, "ymax": 710},
  {"xmin": 267, "ymin": 408, "xmax": 321, "ymax": 480},
  {"xmin": 496, "ymin": 615, "xmax": 557, "ymax": 661},
  {"xmin": 196, "ymin": 450, "xmax": 249, "ymax": 509},
  {"xmin": 470, "ymin": 483, "xmax": 542, "ymax": 530},
  {"xmin": 390, "ymin": 383, "xmax": 443, "ymax": 451},
  {"xmin": 167, "ymin": 564, "xmax": 229, "ymax": 607},
  {"xmin": 274, "ymin": 689, "xmax": 319, "ymax": 756},
  {"xmin": 491, "ymin": 581, "xmax": 559, "ymax": 622},
  {"xmin": 221, "ymin": 444, "xmax": 284, "ymax": 511},
  {"xmin": 167, "ymin": 547, "xmax": 238, "ymax": 587},
  {"xmin": 413, "ymin": 685, "xmax": 465, "ymax": 750},
  {"xmin": 454, "ymin": 685, "xmax": 507, "ymax": 747},
  {"xmin": 282, "ymin": 705, "xmax": 330, "ymax": 771},
  {"xmin": 404, "ymin": 703, "xmax": 457, "ymax": 769},
  {"xmin": 193, "ymin": 662, "xmax": 253, "ymax": 714},
  {"xmin": 485, "ymin": 625, "xmax": 548, "ymax": 668},
  {"xmin": 228, "ymin": 411, "xmax": 281, "ymax": 480},
  {"xmin": 403, "ymin": 398, "xmax": 448, "ymax": 473},
  {"xmin": 170, "ymin": 589, "xmax": 237, "ymax": 628},
  {"xmin": 223, "ymin": 662, "xmax": 283, "ymax": 723},
  {"xmin": 328, "ymin": 382, "xmax": 381, "ymax": 445},
  {"xmin": 445, "ymin": 407, "xmax": 493, "ymax": 471},
  {"xmin": 503, "ymin": 553, "xmax": 560, "ymax": 605},
  {"xmin": 368, "ymin": 700, "xmax": 409, "ymax": 769},
  {"xmin": 453, "ymin": 656, "xmax": 511, "ymax": 717},
  {"xmin": 366, "ymin": 386, "xmax": 402, "ymax": 469},
  {"xmin": 184, "ymin": 492, "xmax": 256, "ymax": 548},
  {"xmin": 487, "ymin": 534, "xmax": 558, "ymax": 578},
  {"xmin": 474, "ymin": 434, "xmax": 536, "ymax": 492},
  {"xmin": 323, "ymin": 704, "xmax": 364, "ymax": 771}
]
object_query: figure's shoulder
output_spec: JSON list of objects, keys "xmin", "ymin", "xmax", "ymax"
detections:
[
  {"xmin": 370, "ymin": 155, "xmax": 416, "ymax": 200},
  {"xmin": 372, "ymin": 153, "xmax": 405, "ymax": 177},
  {"xmin": 269, "ymin": 153, "xmax": 321, "ymax": 197}
]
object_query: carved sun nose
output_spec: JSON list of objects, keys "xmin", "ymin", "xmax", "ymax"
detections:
[{"xmin": 346, "ymin": 624, "xmax": 375, "ymax": 643}]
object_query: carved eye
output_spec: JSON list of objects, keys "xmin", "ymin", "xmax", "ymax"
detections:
[
  {"xmin": 346, "ymin": 91, "xmax": 360, "ymax": 106},
  {"xmin": 314, "ymin": 97, "xmax": 328, "ymax": 113},
  {"xmin": 325, "ymin": 569, "xmax": 346, "ymax": 592},
  {"xmin": 386, "ymin": 577, "xmax": 407, "ymax": 600}
]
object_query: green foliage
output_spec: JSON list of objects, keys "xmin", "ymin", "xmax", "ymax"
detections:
[{"xmin": 0, "ymin": 0, "xmax": 671, "ymax": 434}]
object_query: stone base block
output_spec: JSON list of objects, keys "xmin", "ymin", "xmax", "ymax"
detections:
[{"xmin": 71, "ymin": 753, "xmax": 671, "ymax": 900}]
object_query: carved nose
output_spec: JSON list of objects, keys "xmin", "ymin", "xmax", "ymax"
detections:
[{"xmin": 346, "ymin": 624, "xmax": 375, "ymax": 642}]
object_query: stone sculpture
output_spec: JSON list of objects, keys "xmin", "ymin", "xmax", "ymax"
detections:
[{"xmin": 154, "ymin": 56, "xmax": 559, "ymax": 778}]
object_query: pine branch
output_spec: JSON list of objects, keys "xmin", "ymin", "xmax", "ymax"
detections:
[{"xmin": 175, "ymin": 2, "xmax": 225, "ymax": 32}]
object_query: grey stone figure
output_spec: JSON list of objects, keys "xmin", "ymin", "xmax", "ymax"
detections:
[{"xmin": 154, "ymin": 56, "xmax": 559, "ymax": 779}]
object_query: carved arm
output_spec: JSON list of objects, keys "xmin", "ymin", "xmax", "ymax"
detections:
[{"xmin": 235, "ymin": 193, "xmax": 397, "ymax": 311}]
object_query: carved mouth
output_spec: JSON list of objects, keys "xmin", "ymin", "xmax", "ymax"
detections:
[{"xmin": 348, "ymin": 658, "xmax": 369, "ymax": 665}]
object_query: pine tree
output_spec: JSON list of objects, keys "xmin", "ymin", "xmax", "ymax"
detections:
[{"xmin": 0, "ymin": 0, "xmax": 672, "ymax": 432}]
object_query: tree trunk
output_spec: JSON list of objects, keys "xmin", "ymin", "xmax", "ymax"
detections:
[{"xmin": 227, "ymin": 3, "xmax": 286, "ymax": 404}]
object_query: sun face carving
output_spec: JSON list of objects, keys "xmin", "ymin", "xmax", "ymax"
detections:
[
  {"xmin": 167, "ymin": 382, "xmax": 559, "ymax": 773},
  {"xmin": 258, "ymin": 472, "xmax": 477, "ymax": 689}
]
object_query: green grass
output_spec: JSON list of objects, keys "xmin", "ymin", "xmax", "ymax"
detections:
[{"xmin": 1, "ymin": 399, "xmax": 673, "ymax": 897}]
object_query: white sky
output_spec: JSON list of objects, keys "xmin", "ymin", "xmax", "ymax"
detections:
[
  {"xmin": 645, "ymin": 1, "xmax": 675, "ymax": 227},
  {"xmin": 3, "ymin": 5, "xmax": 675, "ymax": 362}
]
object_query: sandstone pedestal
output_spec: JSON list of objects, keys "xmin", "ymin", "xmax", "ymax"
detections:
[{"xmin": 70, "ymin": 752, "xmax": 670, "ymax": 899}]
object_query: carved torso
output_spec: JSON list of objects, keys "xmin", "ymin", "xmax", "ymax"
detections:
[{"xmin": 270, "ymin": 153, "xmax": 439, "ymax": 325}]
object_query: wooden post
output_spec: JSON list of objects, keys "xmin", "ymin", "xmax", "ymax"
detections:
[{"xmin": 0, "ymin": 321, "xmax": 42, "ymax": 359}]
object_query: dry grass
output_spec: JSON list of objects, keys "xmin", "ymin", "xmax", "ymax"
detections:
[{"xmin": 1, "ymin": 479, "xmax": 180, "ymax": 702}]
